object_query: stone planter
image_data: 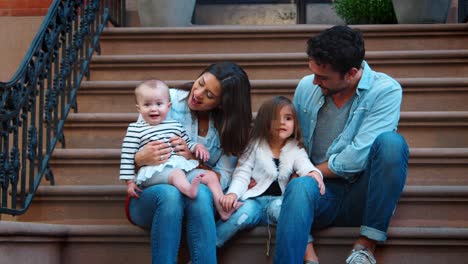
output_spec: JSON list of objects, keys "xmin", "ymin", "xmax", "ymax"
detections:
[
  {"xmin": 138, "ymin": 0, "xmax": 196, "ymax": 27},
  {"xmin": 392, "ymin": 0, "xmax": 451, "ymax": 23}
]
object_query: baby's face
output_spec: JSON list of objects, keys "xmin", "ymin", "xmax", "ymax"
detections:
[{"xmin": 136, "ymin": 85, "xmax": 171, "ymax": 126}]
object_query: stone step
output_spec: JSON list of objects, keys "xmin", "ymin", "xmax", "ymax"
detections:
[
  {"xmin": 1, "ymin": 221, "xmax": 467, "ymax": 264},
  {"xmin": 99, "ymin": 24, "xmax": 468, "ymax": 55},
  {"xmin": 15, "ymin": 185, "xmax": 468, "ymax": 228},
  {"xmin": 89, "ymin": 50, "xmax": 468, "ymax": 80},
  {"xmin": 46, "ymin": 148, "xmax": 468, "ymax": 186},
  {"xmin": 78, "ymin": 78, "xmax": 468, "ymax": 113},
  {"xmin": 62, "ymin": 111, "xmax": 468, "ymax": 149}
]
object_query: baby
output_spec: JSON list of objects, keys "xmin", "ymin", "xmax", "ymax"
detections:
[{"xmin": 119, "ymin": 79, "xmax": 209, "ymax": 199}]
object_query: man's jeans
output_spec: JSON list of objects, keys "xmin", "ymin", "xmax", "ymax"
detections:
[
  {"xmin": 129, "ymin": 169, "xmax": 217, "ymax": 264},
  {"xmin": 274, "ymin": 132, "xmax": 409, "ymax": 264}
]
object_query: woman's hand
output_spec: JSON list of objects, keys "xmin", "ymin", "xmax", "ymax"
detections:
[
  {"xmin": 220, "ymin": 193, "xmax": 238, "ymax": 212},
  {"xmin": 134, "ymin": 140, "xmax": 172, "ymax": 168},
  {"xmin": 169, "ymin": 136, "xmax": 195, "ymax": 160}
]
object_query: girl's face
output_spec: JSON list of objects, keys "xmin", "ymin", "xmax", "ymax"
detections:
[
  {"xmin": 270, "ymin": 105, "xmax": 295, "ymax": 142},
  {"xmin": 187, "ymin": 72, "xmax": 222, "ymax": 112}
]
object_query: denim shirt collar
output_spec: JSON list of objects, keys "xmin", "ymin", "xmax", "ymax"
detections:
[
  {"xmin": 314, "ymin": 61, "xmax": 371, "ymax": 105},
  {"xmin": 356, "ymin": 61, "xmax": 372, "ymax": 97},
  {"xmin": 174, "ymin": 88, "xmax": 190, "ymax": 103}
]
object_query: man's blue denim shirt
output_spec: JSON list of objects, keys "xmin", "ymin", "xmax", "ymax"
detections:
[{"xmin": 293, "ymin": 61, "xmax": 402, "ymax": 180}]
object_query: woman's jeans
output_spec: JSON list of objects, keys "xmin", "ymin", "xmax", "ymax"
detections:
[
  {"xmin": 216, "ymin": 196, "xmax": 283, "ymax": 247},
  {"xmin": 129, "ymin": 169, "xmax": 217, "ymax": 264},
  {"xmin": 274, "ymin": 132, "xmax": 409, "ymax": 264}
]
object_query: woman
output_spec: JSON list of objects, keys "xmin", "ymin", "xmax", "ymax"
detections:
[{"xmin": 126, "ymin": 61, "xmax": 252, "ymax": 264}]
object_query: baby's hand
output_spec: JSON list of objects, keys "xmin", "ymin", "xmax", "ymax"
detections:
[
  {"xmin": 126, "ymin": 180, "xmax": 142, "ymax": 199},
  {"xmin": 307, "ymin": 171, "xmax": 325, "ymax": 195},
  {"xmin": 194, "ymin": 144, "xmax": 210, "ymax": 162}
]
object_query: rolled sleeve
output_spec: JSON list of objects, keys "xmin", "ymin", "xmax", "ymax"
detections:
[{"xmin": 329, "ymin": 82, "xmax": 402, "ymax": 179}]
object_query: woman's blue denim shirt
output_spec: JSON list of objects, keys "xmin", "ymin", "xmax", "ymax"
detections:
[
  {"xmin": 167, "ymin": 89, "xmax": 237, "ymax": 190},
  {"xmin": 293, "ymin": 61, "xmax": 402, "ymax": 180}
]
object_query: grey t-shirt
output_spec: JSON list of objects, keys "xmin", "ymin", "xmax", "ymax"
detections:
[{"xmin": 310, "ymin": 94, "xmax": 356, "ymax": 164}]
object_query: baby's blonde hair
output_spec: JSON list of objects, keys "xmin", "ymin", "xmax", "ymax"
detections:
[{"xmin": 134, "ymin": 79, "xmax": 170, "ymax": 103}]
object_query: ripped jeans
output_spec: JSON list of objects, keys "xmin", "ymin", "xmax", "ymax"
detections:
[{"xmin": 216, "ymin": 195, "xmax": 283, "ymax": 247}]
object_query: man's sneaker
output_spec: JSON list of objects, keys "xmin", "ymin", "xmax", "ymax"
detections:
[{"xmin": 345, "ymin": 248, "xmax": 376, "ymax": 264}]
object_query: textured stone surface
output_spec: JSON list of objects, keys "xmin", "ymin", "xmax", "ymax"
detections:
[{"xmin": 195, "ymin": 4, "xmax": 297, "ymax": 25}]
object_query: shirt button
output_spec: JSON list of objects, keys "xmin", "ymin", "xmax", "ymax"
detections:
[{"xmin": 303, "ymin": 109, "xmax": 307, "ymax": 113}]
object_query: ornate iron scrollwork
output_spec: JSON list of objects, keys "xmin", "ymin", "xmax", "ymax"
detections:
[{"xmin": 0, "ymin": 0, "xmax": 125, "ymax": 215}]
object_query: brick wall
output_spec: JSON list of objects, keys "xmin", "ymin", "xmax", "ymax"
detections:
[{"xmin": 0, "ymin": 0, "xmax": 53, "ymax": 16}]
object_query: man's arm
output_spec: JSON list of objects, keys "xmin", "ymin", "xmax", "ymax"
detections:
[
  {"xmin": 328, "ymin": 81, "xmax": 402, "ymax": 179},
  {"xmin": 315, "ymin": 162, "xmax": 338, "ymax": 179}
]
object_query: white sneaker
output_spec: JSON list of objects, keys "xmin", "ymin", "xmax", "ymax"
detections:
[{"xmin": 345, "ymin": 248, "xmax": 376, "ymax": 264}]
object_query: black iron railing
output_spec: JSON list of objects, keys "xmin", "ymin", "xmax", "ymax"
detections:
[{"xmin": 0, "ymin": 0, "xmax": 124, "ymax": 215}]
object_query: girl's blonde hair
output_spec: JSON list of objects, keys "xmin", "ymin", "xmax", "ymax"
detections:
[{"xmin": 250, "ymin": 96, "xmax": 303, "ymax": 148}]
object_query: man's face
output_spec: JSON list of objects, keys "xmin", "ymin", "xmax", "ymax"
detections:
[{"xmin": 308, "ymin": 59, "xmax": 350, "ymax": 97}]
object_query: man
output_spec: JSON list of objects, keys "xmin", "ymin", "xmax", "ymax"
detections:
[{"xmin": 273, "ymin": 25, "xmax": 409, "ymax": 264}]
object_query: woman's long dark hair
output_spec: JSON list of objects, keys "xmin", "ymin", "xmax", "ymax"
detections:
[{"xmin": 177, "ymin": 62, "xmax": 252, "ymax": 156}]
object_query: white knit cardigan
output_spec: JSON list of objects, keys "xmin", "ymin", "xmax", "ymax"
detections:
[{"xmin": 227, "ymin": 139, "xmax": 322, "ymax": 200}]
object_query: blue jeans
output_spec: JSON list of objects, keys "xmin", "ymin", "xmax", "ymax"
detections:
[
  {"xmin": 274, "ymin": 132, "xmax": 409, "ymax": 264},
  {"xmin": 129, "ymin": 169, "xmax": 216, "ymax": 264},
  {"xmin": 216, "ymin": 196, "xmax": 283, "ymax": 247}
]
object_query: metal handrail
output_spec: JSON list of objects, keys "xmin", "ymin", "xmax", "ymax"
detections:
[{"xmin": 0, "ymin": 0, "xmax": 124, "ymax": 215}]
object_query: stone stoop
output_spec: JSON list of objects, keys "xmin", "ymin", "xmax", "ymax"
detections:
[
  {"xmin": 1, "ymin": 221, "xmax": 467, "ymax": 264},
  {"xmin": 76, "ymin": 78, "xmax": 468, "ymax": 113},
  {"xmin": 39, "ymin": 147, "xmax": 468, "ymax": 187},
  {"xmin": 4, "ymin": 24, "xmax": 468, "ymax": 263},
  {"xmin": 62, "ymin": 111, "xmax": 468, "ymax": 149},
  {"xmin": 99, "ymin": 24, "xmax": 468, "ymax": 55},
  {"xmin": 15, "ymin": 184, "xmax": 468, "ymax": 227},
  {"xmin": 88, "ymin": 50, "xmax": 468, "ymax": 81}
]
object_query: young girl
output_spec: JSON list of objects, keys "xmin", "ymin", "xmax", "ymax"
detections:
[
  {"xmin": 120, "ymin": 80, "xmax": 237, "ymax": 219},
  {"xmin": 216, "ymin": 96, "xmax": 325, "ymax": 248}
]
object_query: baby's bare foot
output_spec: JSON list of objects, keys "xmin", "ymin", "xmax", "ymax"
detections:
[
  {"xmin": 218, "ymin": 201, "xmax": 244, "ymax": 221},
  {"xmin": 186, "ymin": 174, "xmax": 202, "ymax": 199}
]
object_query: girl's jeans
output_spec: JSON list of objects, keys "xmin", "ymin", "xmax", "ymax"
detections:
[
  {"xmin": 274, "ymin": 132, "xmax": 409, "ymax": 264},
  {"xmin": 129, "ymin": 169, "xmax": 217, "ymax": 264},
  {"xmin": 216, "ymin": 195, "xmax": 283, "ymax": 247}
]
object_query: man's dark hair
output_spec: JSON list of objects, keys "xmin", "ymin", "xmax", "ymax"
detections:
[{"xmin": 307, "ymin": 25, "xmax": 365, "ymax": 76}]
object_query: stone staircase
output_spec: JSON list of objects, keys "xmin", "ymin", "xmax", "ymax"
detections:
[{"xmin": 2, "ymin": 24, "xmax": 468, "ymax": 263}]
